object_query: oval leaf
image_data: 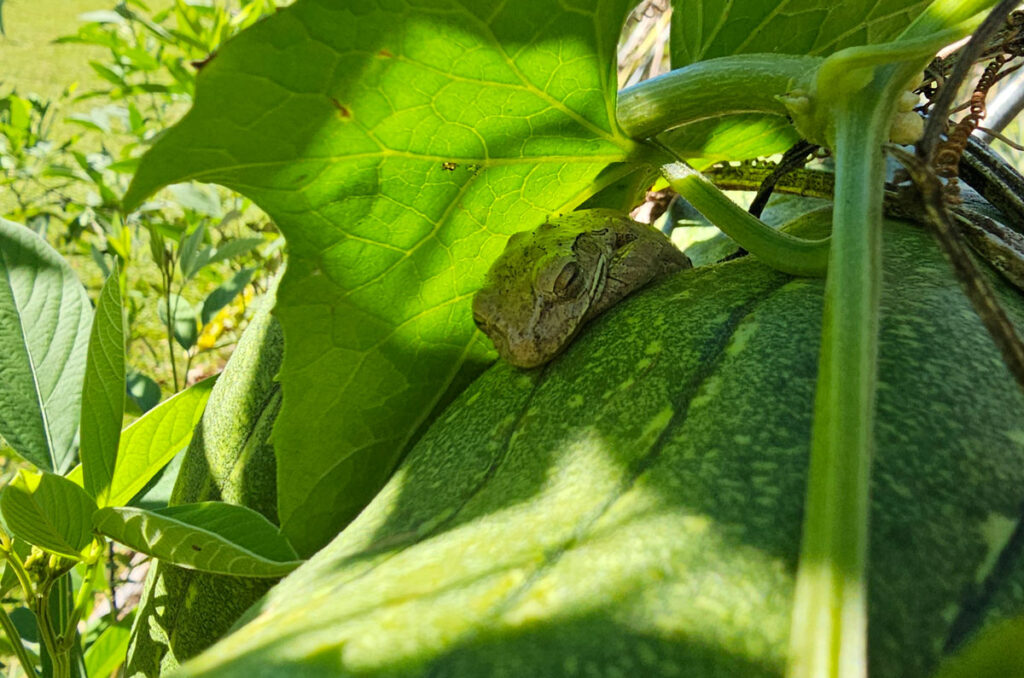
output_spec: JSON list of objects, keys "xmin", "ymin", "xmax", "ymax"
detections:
[
  {"xmin": 126, "ymin": 369, "xmax": 161, "ymax": 413},
  {"xmin": 81, "ymin": 265, "xmax": 127, "ymax": 501},
  {"xmin": 86, "ymin": 376, "xmax": 215, "ymax": 508},
  {"xmin": 0, "ymin": 218, "xmax": 92, "ymax": 472},
  {"xmin": 201, "ymin": 267, "xmax": 254, "ymax": 326},
  {"xmin": 93, "ymin": 503, "xmax": 301, "ymax": 577},
  {"xmin": 1, "ymin": 469, "xmax": 98, "ymax": 559},
  {"xmin": 158, "ymin": 294, "xmax": 199, "ymax": 350}
]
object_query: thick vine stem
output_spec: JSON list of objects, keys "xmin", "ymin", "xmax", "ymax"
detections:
[
  {"xmin": 786, "ymin": 3, "xmax": 998, "ymax": 677},
  {"xmin": 616, "ymin": 54, "xmax": 820, "ymax": 140},
  {"xmin": 660, "ymin": 160, "xmax": 830, "ymax": 276}
]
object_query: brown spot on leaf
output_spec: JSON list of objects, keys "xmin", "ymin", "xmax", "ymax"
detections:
[
  {"xmin": 330, "ymin": 98, "xmax": 352, "ymax": 120},
  {"xmin": 442, "ymin": 161, "xmax": 458, "ymax": 171},
  {"xmin": 378, "ymin": 49, "xmax": 394, "ymax": 58}
]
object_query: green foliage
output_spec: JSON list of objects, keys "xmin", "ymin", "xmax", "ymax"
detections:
[
  {"xmin": 2, "ymin": 0, "xmax": 1023, "ymax": 675},
  {"xmin": 90, "ymin": 375, "xmax": 215, "ymax": 508},
  {"xmin": 1, "ymin": 470, "xmax": 98, "ymax": 560},
  {"xmin": 0, "ymin": 215, "xmax": 288, "ymax": 677},
  {"xmin": 935, "ymin": 617, "xmax": 1024, "ymax": 678},
  {"xmin": 126, "ymin": 275, "xmax": 285, "ymax": 676},
  {"xmin": 0, "ymin": 218, "xmax": 92, "ymax": 473},
  {"xmin": 93, "ymin": 503, "xmax": 300, "ymax": 577},
  {"xmin": 124, "ymin": 0, "xmax": 645, "ymax": 558},
  {"xmin": 83, "ymin": 619, "xmax": 132, "ymax": 678},
  {"xmin": 80, "ymin": 266, "xmax": 126, "ymax": 501}
]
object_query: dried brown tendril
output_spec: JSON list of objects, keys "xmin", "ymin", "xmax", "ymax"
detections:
[{"xmin": 933, "ymin": 10, "xmax": 1024, "ymax": 201}]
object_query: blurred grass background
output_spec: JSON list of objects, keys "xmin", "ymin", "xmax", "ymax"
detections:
[{"xmin": 0, "ymin": 0, "xmax": 174, "ymax": 99}]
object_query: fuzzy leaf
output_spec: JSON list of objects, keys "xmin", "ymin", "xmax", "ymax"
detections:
[
  {"xmin": 123, "ymin": 0, "xmax": 640, "ymax": 556},
  {"xmin": 0, "ymin": 218, "xmax": 92, "ymax": 472},
  {"xmin": 95, "ymin": 376, "xmax": 216, "ymax": 508},
  {"xmin": 94, "ymin": 503, "xmax": 302, "ymax": 577},
  {"xmin": 80, "ymin": 266, "xmax": 126, "ymax": 501},
  {"xmin": 1, "ymin": 469, "xmax": 97, "ymax": 559}
]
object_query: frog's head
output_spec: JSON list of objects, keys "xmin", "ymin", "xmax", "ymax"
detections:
[{"xmin": 473, "ymin": 221, "xmax": 616, "ymax": 369}]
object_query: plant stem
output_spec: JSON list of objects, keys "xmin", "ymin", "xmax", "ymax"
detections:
[
  {"xmin": 660, "ymin": 158, "xmax": 830, "ymax": 276},
  {"xmin": 785, "ymin": 5, "xmax": 994, "ymax": 676},
  {"xmin": 0, "ymin": 604, "xmax": 39, "ymax": 678},
  {"xmin": 60, "ymin": 558, "xmax": 98, "ymax": 652},
  {"xmin": 616, "ymin": 54, "xmax": 820, "ymax": 139},
  {"xmin": 163, "ymin": 263, "xmax": 180, "ymax": 391},
  {"xmin": 34, "ymin": 578, "xmax": 69, "ymax": 678},
  {"xmin": 786, "ymin": 93, "xmax": 886, "ymax": 678}
]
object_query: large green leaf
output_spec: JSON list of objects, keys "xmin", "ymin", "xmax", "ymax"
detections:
[
  {"xmin": 94, "ymin": 376, "xmax": 216, "ymax": 508},
  {"xmin": 173, "ymin": 220, "xmax": 1024, "ymax": 677},
  {"xmin": 0, "ymin": 218, "xmax": 92, "ymax": 472},
  {"xmin": 81, "ymin": 267, "xmax": 126, "ymax": 501},
  {"xmin": 0, "ymin": 469, "xmax": 98, "ymax": 559},
  {"xmin": 670, "ymin": 0, "xmax": 930, "ymax": 67},
  {"xmin": 662, "ymin": 0, "xmax": 930, "ymax": 162},
  {"xmin": 123, "ymin": 0, "xmax": 639, "ymax": 556},
  {"xmin": 94, "ymin": 503, "xmax": 302, "ymax": 577}
]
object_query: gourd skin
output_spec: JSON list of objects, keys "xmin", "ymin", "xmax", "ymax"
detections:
[{"xmin": 176, "ymin": 219, "xmax": 1024, "ymax": 678}]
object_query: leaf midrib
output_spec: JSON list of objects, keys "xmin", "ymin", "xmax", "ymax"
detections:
[{"xmin": 1, "ymin": 249, "xmax": 57, "ymax": 469}]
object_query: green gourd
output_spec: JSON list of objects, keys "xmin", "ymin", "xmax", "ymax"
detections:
[{"xmin": 175, "ymin": 218, "xmax": 1024, "ymax": 678}]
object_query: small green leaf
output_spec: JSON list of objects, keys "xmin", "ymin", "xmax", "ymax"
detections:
[
  {"xmin": 158, "ymin": 295, "xmax": 199, "ymax": 350},
  {"xmin": 168, "ymin": 183, "xmax": 223, "ymax": 218},
  {"xmin": 201, "ymin": 268, "xmax": 254, "ymax": 326},
  {"xmin": 0, "ymin": 218, "xmax": 92, "ymax": 472},
  {"xmin": 204, "ymin": 238, "xmax": 263, "ymax": 267},
  {"xmin": 178, "ymin": 223, "xmax": 207, "ymax": 280},
  {"xmin": 84, "ymin": 619, "xmax": 133, "ymax": 678},
  {"xmin": 81, "ymin": 266, "xmax": 127, "ymax": 502},
  {"xmin": 93, "ymin": 503, "xmax": 302, "ymax": 577},
  {"xmin": 0, "ymin": 469, "xmax": 98, "ymax": 559},
  {"xmin": 95, "ymin": 377, "xmax": 216, "ymax": 508},
  {"xmin": 0, "ymin": 539, "xmax": 31, "ymax": 596},
  {"xmin": 126, "ymin": 369, "xmax": 161, "ymax": 413}
]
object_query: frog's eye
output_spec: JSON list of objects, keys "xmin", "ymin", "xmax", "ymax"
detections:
[{"xmin": 553, "ymin": 261, "xmax": 582, "ymax": 298}]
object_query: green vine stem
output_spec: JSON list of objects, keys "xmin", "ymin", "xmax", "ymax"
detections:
[
  {"xmin": 659, "ymin": 158, "xmax": 830, "ymax": 276},
  {"xmin": 616, "ymin": 54, "xmax": 820, "ymax": 140},
  {"xmin": 785, "ymin": 3, "xmax": 995, "ymax": 678}
]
